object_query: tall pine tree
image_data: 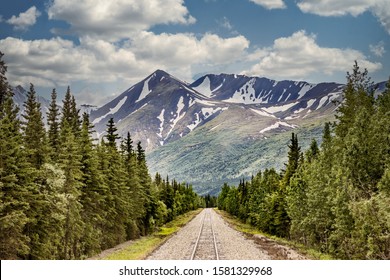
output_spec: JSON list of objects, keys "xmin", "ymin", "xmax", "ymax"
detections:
[
  {"xmin": 47, "ymin": 88, "xmax": 60, "ymax": 161},
  {"xmin": 0, "ymin": 54, "xmax": 30, "ymax": 258}
]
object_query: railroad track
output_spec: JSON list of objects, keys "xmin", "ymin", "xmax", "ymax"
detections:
[{"xmin": 190, "ymin": 208, "xmax": 219, "ymax": 260}]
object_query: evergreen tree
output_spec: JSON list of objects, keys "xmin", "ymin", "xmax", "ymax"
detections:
[
  {"xmin": 60, "ymin": 86, "xmax": 72, "ymax": 129},
  {"xmin": 22, "ymin": 83, "xmax": 47, "ymax": 169},
  {"xmin": 335, "ymin": 61, "xmax": 375, "ymax": 139},
  {"xmin": 306, "ymin": 139, "xmax": 319, "ymax": 163},
  {"xmin": 121, "ymin": 132, "xmax": 143, "ymax": 239},
  {"xmin": 282, "ymin": 133, "xmax": 301, "ymax": 186},
  {"xmin": 0, "ymin": 61, "xmax": 30, "ymax": 258},
  {"xmin": 60, "ymin": 86, "xmax": 80, "ymax": 135},
  {"xmin": 136, "ymin": 141, "xmax": 156, "ymax": 235},
  {"xmin": 70, "ymin": 95, "xmax": 81, "ymax": 134},
  {"xmin": 99, "ymin": 119, "xmax": 129, "ymax": 247},
  {"xmin": 79, "ymin": 113, "xmax": 106, "ymax": 256},
  {"xmin": 20, "ymin": 84, "xmax": 61, "ymax": 259},
  {"xmin": 0, "ymin": 52, "xmax": 12, "ymax": 110},
  {"xmin": 105, "ymin": 118, "xmax": 120, "ymax": 148},
  {"xmin": 47, "ymin": 88, "xmax": 60, "ymax": 160},
  {"xmin": 58, "ymin": 119, "xmax": 84, "ymax": 259}
]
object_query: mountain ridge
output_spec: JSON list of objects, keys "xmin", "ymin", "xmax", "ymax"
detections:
[{"xmin": 12, "ymin": 70, "xmax": 387, "ymax": 194}]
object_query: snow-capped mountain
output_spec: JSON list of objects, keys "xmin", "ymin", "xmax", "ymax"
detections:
[
  {"xmin": 12, "ymin": 70, "xmax": 385, "ymax": 194},
  {"xmin": 88, "ymin": 70, "xmax": 347, "ymax": 154},
  {"xmin": 191, "ymin": 73, "xmax": 343, "ymax": 105},
  {"xmin": 90, "ymin": 70, "xmax": 230, "ymax": 151},
  {"xmin": 85, "ymin": 70, "xmax": 353, "ymax": 193}
]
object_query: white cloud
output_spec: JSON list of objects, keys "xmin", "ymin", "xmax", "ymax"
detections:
[
  {"xmin": 297, "ymin": 0, "xmax": 371, "ymax": 16},
  {"xmin": 297, "ymin": 0, "xmax": 390, "ymax": 34},
  {"xmin": 249, "ymin": 0, "xmax": 286, "ymax": 9},
  {"xmin": 245, "ymin": 30, "xmax": 382, "ymax": 80},
  {"xmin": 6, "ymin": 6, "xmax": 41, "ymax": 31},
  {"xmin": 372, "ymin": 1, "xmax": 390, "ymax": 35},
  {"xmin": 47, "ymin": 0, "xmax": 196, "ymax": 41},
  {"xmin": 0, "ymin": 32, "xmax": 249, "ymax": 101},
  {"xmin": 369, "ymin": 41, "xmax": 385, "ymax": 57}
]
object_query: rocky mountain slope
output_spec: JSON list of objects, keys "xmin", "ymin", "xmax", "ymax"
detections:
[
  {"xmin": 14, "ymin": 71, "xmax": 384, "ymax": 194},
  {"xmin": 87, "ymin": 70, "xmax": 346, "ymax": 194}
]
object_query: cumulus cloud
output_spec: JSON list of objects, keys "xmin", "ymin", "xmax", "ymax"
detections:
[
  {"xmin": 245, "ymin": 30, "xmax": 381, "ymax": 80},
  {"xmin": 47, "ymin": 0, "xmax": 196, "ymax": 41},
  {"xmin": 297, "ymin": 0, "xmax": 390, "ymax": 34},
  {"xmin": 0, "ymin": 32, "xmax": 249, "ymax": 91},
  {"xmin": 6, "ymin": 6, "xmax": 41, "ymax": 31},
  {"xmin": 249, "ymin": 0, "xmax": 286, "ymax": 9}
]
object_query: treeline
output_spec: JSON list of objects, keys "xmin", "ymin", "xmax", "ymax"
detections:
[
  {"xmin": 218, "ymin": 63, "xmax": 390, "ymax": 259},
  {"xmin": 0, "ymin": 52, "xmax": 202, "ymax": 260}
]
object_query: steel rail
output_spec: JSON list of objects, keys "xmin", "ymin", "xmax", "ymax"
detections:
[{"xmin": 190, "ymin": 209, "xmax": 219, "ymax": 260}]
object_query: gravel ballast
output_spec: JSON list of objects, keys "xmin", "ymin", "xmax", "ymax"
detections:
[{"xmin": 147, "ymin": 208, "xmax": 271, "ymax": 260}]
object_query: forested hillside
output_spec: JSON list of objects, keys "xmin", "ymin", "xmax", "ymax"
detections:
[
  {"xmin": 0, "ymin": 52, "xmax": 202, "ymax": 260},
  {"xmin": 218, "ymin": 63, "xmax": 390, "ymax": 259}
]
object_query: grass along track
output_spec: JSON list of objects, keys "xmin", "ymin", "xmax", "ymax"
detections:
[{"xmin": 89, "ymin": 209, "xmax": 202, "ymax": 260}]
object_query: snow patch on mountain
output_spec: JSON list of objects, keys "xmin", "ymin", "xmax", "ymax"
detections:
[
  {"xmin": 136, "ymin": 76, "xmax": 153, "ymax": 103},
  {"xmin": 187, "ymin": 112, "xmax": 201, "ymax": 132},
  {"xmin": 193, "ymin": 76, "xmax": 213, "ymax": 98},
  {"xmin": 196, "ymin": 99, "xmax": 218, "ymax": 106},
  {"xmin": 298, "ymin": 84, "xmax": 314, "ymax": 99},
  {"xmin": 260, "ymin": 121, "xmax": 298, "ymax": 134},
  {"xmin": 226, "ymin": 78, "xmax": 257, "ymax": 104},
  {"xmin": 250, "ymin": 108, "xmax": 277, "ymax": 118},
  {"xmin": 306, "ymin": 99, "xmax": 316, "ymax": 108},
  {"xmin": 166, "ymin": 96, "xmax": 186, "ymax": 139},
  {"xmin": 92, "ymin": 96, "xmax": 127, "ymax": 125},
  {"xmin": 263, "ymin": 102, "xmax": 298, "ymax": 114},
  {"xmin": 317, "ymin": 96, "xmax": 329, "ymax": 110},
  {"xmin": 157, "ymin": 109, "xmax": 165, "ymax": 139}
]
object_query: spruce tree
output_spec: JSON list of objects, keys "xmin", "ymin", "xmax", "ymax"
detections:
[
  {"xmin": 61, "ymin": 86, "xmax": 80, "ymax": 135},
  {"xmin": 136, "ymin": 141, "xmax": 156, "ymax": 235},
  {"xmin": 0, "ymin": 63, "xmax": 30, "ymax": 258},
  {"xmin": 100, "ymin": 119, "xmax": 129, "ymax": 247},
  {"xmin": 58, "ymin": 119, "xmax": 84, "ymax": 259},
  {"xmin": 282, "ymin": 133, "xmax": 301, "ymax": 186},
  {"xmin": 105, "ymin": 118, "xmax": 120, "ymax": 148},
  {"xmin": 121, "ymin": 132, "xmax": 143, "ymax": 239},
  {"xmin": 0, "ymin": 52, "xmax": 12, "ymax": 110},
  {"xmin": 47, "ymin": 88, "xmax": 60, "ymax": 160},
  {"xmin": 22, "ymin": 83, "xmax": 47, "ymax": 169},
  {"xmin": 79, "ymin": 113, "xmax": 106, "ymax": 256}
]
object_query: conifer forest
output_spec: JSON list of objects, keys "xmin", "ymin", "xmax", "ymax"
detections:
[
  {"xmin": 0, "ymin": 52, "xmax": 203, "ymax": 259},
  {"xmin": 218, "ymin": 63, "xmax": 390, "ymax": 259},
  {"xmin": 1, "ymin": 50, "xmax": 390, "ymax": 260}
]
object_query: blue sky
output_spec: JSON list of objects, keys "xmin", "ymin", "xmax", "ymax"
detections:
[{"xmin": 0, "ymin": 0, "xmax": 389, "ymax": 105}]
